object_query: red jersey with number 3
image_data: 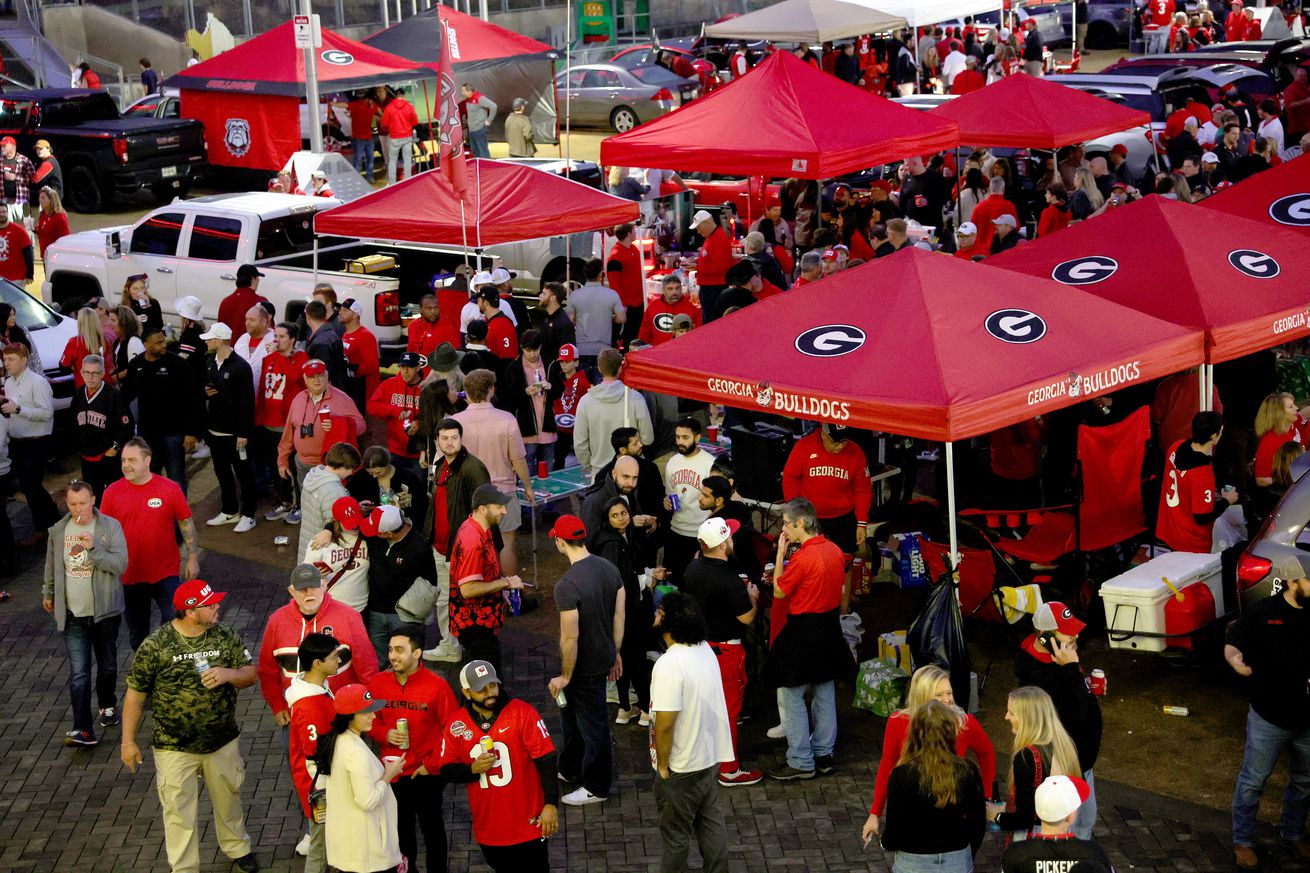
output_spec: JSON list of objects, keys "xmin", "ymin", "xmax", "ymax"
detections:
[
  {"xmin": 1148, "ymin": 0, "xmax": 1175, "ymax": 27},
  {"xmin": 1156, "ymin": 439, "xmax": 1217, "ymax": 553},
  {"xmin": 287, "ymin": 684, "xmax": 335, "ymax": 819},
  {"xmin": 257, "ymin": 350, "xmax": 310, "ymax": 428},
  {"xmin": 438, "ymin": 698, "xmax": 554, "ymax": 846}
]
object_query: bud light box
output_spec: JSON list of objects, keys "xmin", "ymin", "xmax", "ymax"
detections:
[{"xmin": 1099, "ymin": 552, "xmax": 1222, "ymax": 652}]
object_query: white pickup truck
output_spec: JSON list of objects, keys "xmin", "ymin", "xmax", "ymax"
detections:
[{"xmin": 41, "ymin": 192, "xmax": 487, "ymax": 364}]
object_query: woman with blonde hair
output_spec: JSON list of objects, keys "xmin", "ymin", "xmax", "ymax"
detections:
[
  {"xmin": 59, "ymin": 307, "xmax": 109, "ymax": 387},
  {"xmin": 871, "ymin": 700, "xmax": 986, "ymax": 871},
  {"xmin": 34, "ymin": 186, "xmax": 69, "ymax": 259},
  {"xmin": 1069, "ymin": 167, "xmax": 1104, "ymax": 220},
  {"xmin": 1253, "ymin": 392, "xmax": 1303, "ymax": 486},
  {"xmin": 865, "ymin": 666, "xmax": 996, "ymax": 837},
  {"xmin": 987, "ymin": 686, "xmax": 1081, "ymax": 841}
]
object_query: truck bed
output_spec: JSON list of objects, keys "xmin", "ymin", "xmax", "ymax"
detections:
[{"xmin": 272, "ymin": 242, "xmax": 499, "ymax": 308}]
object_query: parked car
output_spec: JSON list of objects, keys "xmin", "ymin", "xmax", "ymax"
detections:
[
  {"xmin": 122, "ymin": 87, "xmax": 181, "ymax": 120},
  {"xmin": 1237, "ymin": 469, "xmax": 1310, "ymax": 609},
  {"xmin": 609, "ymin": 43, "xmax": 697, "ymax": 69},
  {"xmin": 1105, "ymin": 37, "xmax": 1310, "ymax": 92},
  {"xmin": 553, "ymin": 63, "xmax": 698, "ymax": 132},
  {"xmin": 0, "ymin": 89, "xmax": 207, "ymax": 213},
  {"xmin": 2, "ymin": 279, "xmax": 77, "ymax": 410}
]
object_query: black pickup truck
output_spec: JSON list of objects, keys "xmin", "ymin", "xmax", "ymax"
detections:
[{"xmin": 0, "ymin": 89, "xmax": 206, "ymax": 212}]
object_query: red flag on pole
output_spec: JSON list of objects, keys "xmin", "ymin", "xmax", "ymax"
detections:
[{"xmin": 437, "ymin": 14, "xmax": 469, "ymax": 201}]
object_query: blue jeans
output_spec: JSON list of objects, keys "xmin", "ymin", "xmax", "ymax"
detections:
[
  {"xmin": 124, "ymin": 576, "xmax": 180, "ymax": 651},
  {"xmin": 64, "ymin": 613, "xmax": 121, "ymax": 733},
  {"xmin": 1233, "ymin": 707, "xmax": 1310, "ymax": 846},
  {"xmin": 777, "ymin": 681, "xmax": 837, "ymax": 771},
  {"xmin": 890, "ymin": 847, "xmax": 972, "ymax": 873},
  {"xmin": 558, "ymin": 672, "xmax": 614, "ymax": 797},
  {"xmin": 1074, "ymin": 768, "xmax": 1097, "ymax": 840},
  {"xmin": 353, "ymin": 137, "xmax": 375, "ymax": 181},
  {"xmin": 468, "ymin": 128, "xmax": 490, "ymax": 158},
  {"xmin": 366, "ymin": 609, "xmax": 406, "ymax": 665},
  {"xmin": 524, "ymin": 442, "xmax": 555, "ymax": 472},
  {"xmin": 144, "ymin": 431, "xmax": 187, "ymax": 494}
]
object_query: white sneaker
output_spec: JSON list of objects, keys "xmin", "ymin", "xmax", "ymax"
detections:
[
  {"xmin": 767, "ymin": 724, "xmax": 787, "ymax": 739},
  {"xmin": 206, "ymin": 512, "xmax": 241, "ymax": 527},
  {"xmin": 615, "ymin": 707, "xmax": 636, "ymax": 725},
  {"xmin": 191, "ymin": 443, "xmax": 211, "ymax": 459},
  {"xmin": 234, "ymin": 516, "xmax": 257, "ymax": 533},
  {"xmin": 561, "ymin": 786, "xmax": 607, "ymax": 806},
  {"xmin": 423, "ymin": 644, "xmax": 463, "ymax": 663},
  {"xmin": 638, "ymin": 710, "xmax": 650, "ymax": 727},
  {"xmin": 295, "ymin": 832, "xmax": 311, "ymax": 856}
]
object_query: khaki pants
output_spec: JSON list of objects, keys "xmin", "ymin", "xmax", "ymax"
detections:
[{"xmin": 154, "ymin": 738, "xmax": 252, "ymax": 873}]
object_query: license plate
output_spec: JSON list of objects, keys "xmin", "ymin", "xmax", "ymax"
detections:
[{"xmin": 161, "ymin": 166, "xmax": 177, "ymax": 178}]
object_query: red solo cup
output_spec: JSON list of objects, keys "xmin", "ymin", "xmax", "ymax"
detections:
[
  {"xmin": 708, "ymin": 425, "xmax": 719, "ymax": 443},
  {"xmin": 537, "ymin": 460, "xmax": 549, "ymax": 479}
]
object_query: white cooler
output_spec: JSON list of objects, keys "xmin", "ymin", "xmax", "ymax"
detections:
[{"xmin": 1099, "ymin": 551, "xmax": 1223, "ymax": 652}]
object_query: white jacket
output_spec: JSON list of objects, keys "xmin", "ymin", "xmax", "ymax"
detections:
[
  {"xmin": 303, "ymin": 531, "xmax": 370, "ymax": 612},
  {"xmin": 325, "ymin": 730, "xmax": 401, "ymax": 873}
]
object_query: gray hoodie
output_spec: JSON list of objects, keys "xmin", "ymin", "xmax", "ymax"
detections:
[
  {"xmin": 299, "ymin": 465, "xmax": 348, "ymax": 559},
  {"xmin": 43, "ymin": 509, "xmax": 128, "ymax": 631},
  {"xmin": 573, "ymin": 379, "xmax": 654, "ymax": 478}
]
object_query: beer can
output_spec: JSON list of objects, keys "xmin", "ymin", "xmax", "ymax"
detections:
[
  {"xmin": 555, "ymin": 688, "xmax": 568, "ymax": 708},
  {"xmin": 537, "ymin": 460, "xmax": 549, "ymax": 479},
  {"xmin": 850, "ymin": 558, "xmax": 864, "ymax": 593},
  {"xmin": 1163, "ymin": 705, "xmax": 1189, "ymax": 717},
  {"xmin": 273, "ymin": 535, "xmax": 289, "ymax": 546},
  {"xmin": 668, "ymin": 492, "xmax": 681, "ymax": 512},
  {"xmin": 396, "ymin": 718, "xmax": 410, "ymax": 750},
  {"xmin": 508, "ymin": 588, "xmax": 521, "ymax": 616},
  {"xmin": 1089, "ymin": 669, "xmax": 1107, "ymax": 697},
  {"xmin": 479, "ymin": 735, "xmax": 495, "ymax": 753}
]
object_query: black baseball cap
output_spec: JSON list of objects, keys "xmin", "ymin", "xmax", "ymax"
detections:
[
  {"xmin": 397, "ymin": 351, "xmax": 425, "ymax": 368},
  {"xmin": 472, "ymin": 483, "xmax": 511, "ymax": 508},
  {"xmin": 236, "ymin": 264, "xmax": 265, "ymax": 283}
]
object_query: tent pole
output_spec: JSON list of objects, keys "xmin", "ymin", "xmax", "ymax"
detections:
[
  {"xmin": 1197, "ymin": 365, "xmax": 1205, "ymax": 413},
  {"xmin": 946, "ymin": 440, "xmax": 959, "ymax": 566},
  {"xmin": 1071, "ymin": 0, "xmax": 1077, "ymax": 63},
  {"xmin": 564, "ymin": 0, "xmax": 573, "ymax": 281},
  {"xmin": 913, "ymin": 25, "xmax": 921, "ymax": 91},
  {"xmin": 312, "ymin": 238, "xmax": 319, "ymax": 283},
  {"xmin": 1206, "ymin": 363, "xmax": 1214, "ymax": 412}
]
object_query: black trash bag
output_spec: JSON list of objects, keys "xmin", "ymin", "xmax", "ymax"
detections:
[{"xmin": 908, "ymin": 562, "xmax": 972, "ymax": 708}]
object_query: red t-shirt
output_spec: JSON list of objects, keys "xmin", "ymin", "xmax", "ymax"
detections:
[
  {"xmin": 367, "ymin": 668, "xmax": 459, "ymax": 778},
  {"xmin": 433, "ymin": 465, "xmax": 453, "ymax": 557},
  {"xmin": 341, "ymin": 325, "xmax": 380, "ymax": 400},
  {"xmin": 347, "ymin": 98, "xmax": 376, "ymax": 139},
  {"xmin": 408, "ymin": 317, "xmax": 459, "ymax": 360},
  {"xmin": 637, "ymin": 297, "xmax": 700, "ymax": 346},
  {"xmin": 256, "ymin": 350, "xmax": 310, "ymax": 428},
  {"xmin": 288, "ymin": 689, "xmax": 335, "ymax": 819},
  {"xmin": 1156, "ymin": 439, "xmax": 1218, "ymax": 553},
  {"xmin": 449, "ymin": 518, "xmax": 505, "ymax": 635},
  {"xmin": 437, "ymin": 699, "xmax": 554, "ymax": 846},
  {"xmin": 1285, "ymin": 81, "xmax": 1310, "ymax": 135},
  {"xmin": 696, "ymin": 226, "xmax": 735, "ymax": 286},
  {"xmin": 484, "ymin": 312, "xmax": 518, "ymax": 360},
  {"xmin": 1254, "ymin": 428, "xmax": 1300, "ymax": 481},
  {"xmin": 0, "ymin": 220, "xmax": 31, "ymax": 281},
  {"xmin": 1147, "ymin": 0, "xmax": 1175, "ymax": 28},
  {"xmin": 777, "ymin": 535, "xmax": 846, "ymax": 614},
  {"xmin": 951, "ymin": 70, "xmax": 986, "ymax": 94},
  {"xmin": 607, "ymin": 241, "xmax": 645, "ymax": 308},
  {"xmin": 100, "ymin": 474, "xmax": 190, "ymax": 584}
]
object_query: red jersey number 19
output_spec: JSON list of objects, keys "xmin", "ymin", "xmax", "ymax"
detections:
[{"xmin": 470, "ymin": 741, "xmax": 513, "ymax": 788}]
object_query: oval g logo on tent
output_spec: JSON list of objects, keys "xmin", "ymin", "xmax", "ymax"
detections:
[
  {"xmin": 1051, "ymin": 256, "xmax": 1117, "ymax": 285},
  {"xmin": 795, "ymin": 324, "xmax": 865, "ymax": 357},
  {"xmin": 320, "ymin": 49, "xmax": 354, "ymax": 66},
  {"xmin": 1228, "ymin": 249, "xmax": 1281, "ymax": 279},
  {"xmin": 985, "ymin": 309, "xmax": 1047, "ymax": 344},
  {"xmin": 1269, "ymin": 193, "xmax": 1310, "ymax": 227}
]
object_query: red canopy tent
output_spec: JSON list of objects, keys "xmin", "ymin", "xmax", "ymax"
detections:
[
  {"xmin": 313, "ymin": 158, "xmax": 639, "ymax": 246},
  {"xmin": 1201, "ymin": 153, "xmax": 1310, "ymax": 232},
  {"xmin": 599, "ymin": 49, "xmax": 960, "ymax": 178},
  {"xmin": 165, "ymin": 20, "xmax": 438, "ymax": 171},
  {"xmin": 925, "ymin": 73, "xmax": 1151, "ymax": 149},
  {"xmin": 987, "ymin": 195, "xmax": 1310, "ymax": 365}
]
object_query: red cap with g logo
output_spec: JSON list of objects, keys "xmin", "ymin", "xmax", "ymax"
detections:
[{"xmin": 173, "ymin": 579, "xmax": 227, "ymax": 611}]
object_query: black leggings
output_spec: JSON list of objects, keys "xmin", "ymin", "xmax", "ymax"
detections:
[{"xmin": 479, "ymin": 839, "xmax": 548, "ymax": 873}]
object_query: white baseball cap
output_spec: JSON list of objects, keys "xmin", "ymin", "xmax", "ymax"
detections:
[
  {"xmin": 697, "ymin": 516, "xmax": 740, "ymax": 549},
  {"xmin": 175, "ymin": 295, "xmax": 203, "ymax": 322},
  {"xmin": 956, "ymin": 221, "xmax": 978, "ymax": 236},
  {"xmin": 1034, "ymin": 775, "xmax": 1091, "ymax": 823},
  {"xmin": 372, "ymin": 504, "xmax": 404, "ymax": 534},
  {"xmin": 688, "ymin": 209, "xmax": 714, "ymax": 230},
  {"xmin": 489, "ymin": 267, "xmax": 513, "ymax": 284},
  {"xmin": 471, "ymin": 271, "xmax": 495, "ymax": 288},
  {"xmin": 198, "ymin": 322, "xmax": 232, "ymax": 341},
  {"xmin": 1201, "ymin": 151, "xmax": 1219, "ymax": 164},
  {"xmin": 991, "ymin": 213, "xmax": 1017, "ymax": 228}
]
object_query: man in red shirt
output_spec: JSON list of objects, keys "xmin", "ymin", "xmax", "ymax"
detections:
[
  {"xmin": 429, "ymin": 418, "xmax": 491, "ymax": 663},
  {"xmin": 476, "ymin": 287, "xmax": 519, "ymax": 361},
  {"xmin": 1156, "ymin": 411, "xmax": 1237, "ymax": 553},
  {"xmin": 637, "ymin": 275, "xmax": 699, "ymax": 346},
  {"xmin": 951, "ymin": 55, "xmax": 985, "ymax": 94},
  {"xmin": 792, "ymin": 251, "xmax": 823, "ymax": 287},
  {"xmin": 381, "ymin": 89, "xmax": 419, "ymax": 184},
  {"xmin": 0, "ymin": 206, "xmax": 33, "ymax": 284},
  {"xmin": 338, "ymin": 298, "xmax": 379, "ymax": 411},
  {"xmin": 257, "ymin": 322, "xmax": 308, "ymax": 522},
  {"xmin": 768, "ymin": 498, "xmax": 850, "ymax": 781},
  {"xmin": 449, "ymin": 484, "xmax": 525, "ymax": 671},
  {"xmin": 100, "ymin": 437, "xmax": 200, "ymax": 649},
  {"xmin": 408, "ymin": 293, "xmax": 459, "ymax": 360},
  {"xmin": 690, "ymin": 209, "xmax": 735, "ymax": 323},
  {"xmin": 437, "ymin": 660, "xmax": 558, "ymax": 872},
  {"xmin": 366, "ymin": 351, "xmax": 424, "ymax": 473},
  {"xmin": 968, "ymin": 177, "xmax": 1018, "ymax": 252},
  {"xmin": 781, "ymin": 423, "xmax": 872, "ymax": 555},
  {"xmin": 1285, "ymin": 67, "xmax": 1310, "ymax": 140},
  {"xmin": 346, "ymin": 90, "xmax": 379, "ymax": 183},
  {"xmin": 368, "ymin": 625, "xmax": 459, "ymax": 873},
  {"xmin": 952, "ymin": 222, "xmax": 987, "ymax": 260},
  {"xmin": 217, "ymin": 264, "xmax": 271, "ymax": 335},
  {"xmin": 285, "ymin": 633, "xmax": 339, "ymax": 868},
  {"xmin": 607, "ymin": 223, "xmax": 646, "ymax": 350},
  {"xmin": 1146, "ymin": 0, "xmax": 1175, "ymax": 28},
  {"xmin": 1225, "ymin": 0, "xmax": 1247, "ymax": 40}
]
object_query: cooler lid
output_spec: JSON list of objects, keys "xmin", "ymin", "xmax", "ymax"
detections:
[{"xmin": 1101, "ymin": 551, "xmax": 1220, "ymax": 592}]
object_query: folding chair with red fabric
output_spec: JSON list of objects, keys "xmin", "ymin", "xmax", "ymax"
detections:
[
  {"xmin": 919, "ymin": 539, "xmax": 1005, "ymax": 623},
  {"xmin": 962, "ymin": 405, "xmax": 1151, "ymax": 576}
]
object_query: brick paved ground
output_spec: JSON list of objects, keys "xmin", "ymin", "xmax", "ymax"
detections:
[{"xmin": 0, "ymin": 466, "xmax": 1302, "ymax": 873}]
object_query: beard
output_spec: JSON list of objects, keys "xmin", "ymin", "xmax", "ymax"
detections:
[{"xmin": 676, "ymin": 443, "xmax": 695, "ymax": 455}]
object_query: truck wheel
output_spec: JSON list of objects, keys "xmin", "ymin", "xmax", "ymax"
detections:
[
  {"xmin": 65, "ymin": 166, "xmax": 104, "ymax": 213},
  {"xmin": 151, "ymin": 180, "xmax": 189, "ymax": 203}
]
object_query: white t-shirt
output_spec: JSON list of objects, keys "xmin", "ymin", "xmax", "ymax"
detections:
[
  {"xmin": 303, "ymin": 532, "xmax": 370, "ymax": 612},
  {"xmin": 648, "ymin": 641, "xmax": 734, "ymax": 773},
  {"xmin": 1258, "ymin": 116, "xmax": 1285, "ymax": 154},
  {"xmin": 663, "ymin": 448, "xmax": 715, "ymax": 537}
]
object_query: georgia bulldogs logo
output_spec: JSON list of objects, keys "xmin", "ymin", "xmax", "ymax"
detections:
[
  {"xmin": 224, "ymin": 118, "xmax": 251, "ymax": 158},
  {"xmin": 984, "ymin": 309, "xmax": 1047, "ymax": 344},
  {"xmin": 1269, "ymin": 193, "xmax": 1310, "ymax": 227},
  {"xmin": 1228, "ymin": 249, "xmax": 1281, "ymax": 279},
  {"xmin": 1051, "ymin": 256, "xmax": 1118, "ymax": 285},
  {"xmin": 755, "ymin": 382, "xmax": 774, "ymax": 408},
  {"xmin": 794, "ymin": 324, "xmax": 865, "ymax": 358},
  {"xmin": 653, "ymin": 312, "xmax": 675, "ymax": 333},
  {"xmin": 320, "ymin": 49, "xmax": 354, "ymax": 66},
  {"xmin": 182, "ymin": 583, "xmax": 215, "ymax": 608},
  {"xmin": 1066, "ymin": 371, "xmax": 1082, "ymax": 399}
]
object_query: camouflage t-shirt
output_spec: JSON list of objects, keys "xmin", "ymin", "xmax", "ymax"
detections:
[{"xmin": 126, "ymin": 622, "xmax": 252, "ymax": 754}]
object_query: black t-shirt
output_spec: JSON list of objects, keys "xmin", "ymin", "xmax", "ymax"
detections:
[
  {"xmin": 713, "ymin": 285, "xmax": 757, "ymax": 320},
  {"xmin": 1002, "ymin": 834, "xmax": 1113, "ymax": 873},
  {"xmin": 681, "ymin": 555, "xmax": 752, "ymax": 643},
  {"xmin": 555, "ymin": 554, "xmax": 622, "ymax": 677},
  {"xmin": 1227, "ymin": 592, "xmax": 1310, "ymax": 730}
]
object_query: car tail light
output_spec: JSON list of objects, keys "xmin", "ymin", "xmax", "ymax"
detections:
[
  {"xmin": 374, "ymin": 290, "xmax": 400, "ymax": 327},
  {"xmin": 1237, "ymin": 553, "xmax": 1273, "ymax": 591},
  {"xmin": 651, "ymin": 88, "xmax": 674, "ymax": 101},
  {"xmin": 112, "ymin": 137, "xmax": 129, "ymax": 164}
]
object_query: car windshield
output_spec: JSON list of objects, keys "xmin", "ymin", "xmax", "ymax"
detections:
[
  {"xmin": 0, "ymin": 281, "xmax": 60, "ymax": 331},
  {"xmin": 124, "ymin": 99, "xmax": 162, "ymax": 118},
  {"xmin": 629, "ymin": 66, "xmax": 686, "ymax": 84}
]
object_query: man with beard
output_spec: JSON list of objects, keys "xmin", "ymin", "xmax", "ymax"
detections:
[
  {"xmin": 663, "ymin": 418, "xmax": 716, "ymax": 581},
  {"xmin": 449, "ymin": 485, "xmax": 525, "ymax": 671},
  {"xmin": 1226, "ymin": 555, "xmax": 1310, "ymax": 871},
  {"xmin": 437, "ymin": 660, "xmax": 559, "ymax": 872},
  {"xmin": 638, "ymin": 275, "xmax": 699, "ymax": 347},
  {"xmin": 536, "ymin": 282, "xmax": 575, "ymax": 366},
  {"xmin": 698, "ymin": 475, "xmax": 760, "ymax": 582},
  {"xmin": 594, "ymin": 428, "xmax": 668, "ymax": 540},
  {"xmin": 581, "ymin": 454, "xmax": 658, "ymax": 551}
]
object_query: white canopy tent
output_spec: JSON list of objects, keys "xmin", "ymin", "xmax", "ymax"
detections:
[
  {"xmin": 847, "ymin": 0, "xmax": 1004, "ymax": 28},
  {"xmin": 703, "ymin": 0, "xmax": 907, "ymax": 43}
]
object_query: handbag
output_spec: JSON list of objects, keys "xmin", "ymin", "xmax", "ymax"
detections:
[{"xmin": 308, "ymin": 769, "xmax": 327, "ymax": 824}]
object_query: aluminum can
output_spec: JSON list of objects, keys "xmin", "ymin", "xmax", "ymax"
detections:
[{"xmin": 396, "ymin": 718, "xmax": 410, "ymax": 750}]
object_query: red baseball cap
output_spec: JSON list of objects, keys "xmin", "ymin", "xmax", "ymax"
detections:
[
  {"xmin": 1033, "ymin": 601, "xmax": 1086, "ymax": 636},
  {"xmin": 302, "ymin": 359, "xmax": 327, "ymax": 376},
  {"xmin": 549, "ymin": 514, "xmax": 587, "ymax": 542},
  {"xmin": 1, "ymin": 136, "xmax": 15, "ymax": 147},
  {"xmin": 333, "ymin": 683, "xmax": 386, "ymax": 715},
  {"xmin": 173, "ymin": 579, "xmax": 226, "ymax": 611},
  {"xmin": 332, "ymin": 496, "xmax": 364, "ymax": 531},
  {"xmin": 557, "ymin": 343, "xmax": 579, "ymax": 362},
  {"xmin": 1110, "ymin": 143, "xmax": 1129, "ymax": 157}
]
